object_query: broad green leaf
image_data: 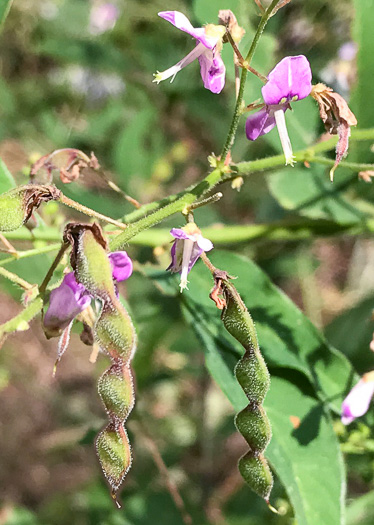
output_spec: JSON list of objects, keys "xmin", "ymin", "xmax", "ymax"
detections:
[
  {"xmin": 351, "ymin": 0, "xmax": 374, "ymax": 163},
  {"xmin": 325, "ymin": 295, "xmax": 374, "ymax": 373},
  {"xmin": 149, "ymin": 251, "xmax": 357, "ymax": 412},
  {"xmin": 189, "ymin": 251, "xmax": 356, "ymax": 412},
  {"xmin": 0, "ymin": 0, "xmax": 13, "ymax": 28},
  {"xmin": 148, "ymin": 255, "xmax": 346, "ymax": 525},
  {"xmin": 265, "ymin": 377, "xmax": 345, "ymax": 525},
  {"xmin": 265, "ymin": 96, "xmax": 365, "ymax": 224},
  {"xmin": 267, "ymin": 165, "xmax": 366, "ymax": 224},
  {"xmin": 0, "ymin": 157, "xmax": 16, "ymax": 192}
]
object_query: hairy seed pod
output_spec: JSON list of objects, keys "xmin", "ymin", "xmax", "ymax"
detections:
[
  {"xmin": 216, "ymin": 273, "xmax": 273, "ymax": 503},
  {"xmin": 64, "ymin": 223, "xmax": 137, "ymax": 503},
  {"xmin": 0, "ymin": 185, "xmax": 60, "ymax": 232}
]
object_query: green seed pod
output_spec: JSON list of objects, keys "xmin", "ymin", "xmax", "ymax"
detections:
[
  {"xmin": 63, "ymin": 223, "xmax": 137, "ymax": 502},
  {"xmin": 98, "ymin": 364, "xmax": 135, "ymax": 420},
  {"xmin": 0, "ymin": 185, "xmax": 60, "ymax": 232},
  {"xmin": 69, "ymin": 226, "xmax": 116, "ymax": 301},
  {"xmin": 213, "ymin": 273, "xmax": 273, "ymax": 504},
  {"xmin": 238, "ymin": 452, "xmax": 273, "ymax": 500},
  {"xmin": 235, "ymin": 405, "xmax": 271, "ymax": 452},
  {"xmin": 234, "ymin": 349, "xmax": 270, "ymax": 405},
  {"xmin": 96, "ymin": 424, "xmax": 132, "ymax": 493},
  {"xmin": 95, "ymin": 301, "xmax": 137, "ymax": 362}
]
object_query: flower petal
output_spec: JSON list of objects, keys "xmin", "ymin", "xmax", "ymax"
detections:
[
  {"xmin": 167, "ymin": 239, "xmax": 183, "ymax": 272},
  {"xmin": 170, "ymin": 228, "xmax": 191, "ymax": 241},
  {"xmin": 341, "ymin": 376, "xmax": 374, "ymax": 424},
  {"xmin": 245, "ymin": 108, "xmax": 276, "ymax": 141},
  {"xmin": 188, "ymin": 243, "xmax": 204, "ymax": 272},
  {"xmin": 44, "ymin": 272, "xmax": 91, "ymax": 336},
  {"xmin": 196, "ymin": 235, "xmax": 213, "ymax": 252},
  {"xmin": 198, "ymin": 50, "xmax": 226, "ymax": 94},
  {"xmin": 158, "ymin": 11, "xmax": 215, "ymax": 49},
  {"xmin": 262, "ymin": 55, "xmax": 312, "ymax": 106},
  {"xmin": 108, "ymin": 251, "xmax": 133, "ymax": 282}
]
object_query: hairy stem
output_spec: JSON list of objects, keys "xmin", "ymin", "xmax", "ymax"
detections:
[
  {"xmin": 220, "ymin": 0, "xmax": 279, "ymax": 161},
  {"xmin": 0, "ymin": 266, "xmax": 34, "ymax": 290}
]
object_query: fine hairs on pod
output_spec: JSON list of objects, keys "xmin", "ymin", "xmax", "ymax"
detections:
[
  {"xmin": 211, "ymin": 270, "xmax": 273, "ymax": 505},
  {"xmin": 65, "ymin": 223, "xmax": 137, "ymax": 507}
]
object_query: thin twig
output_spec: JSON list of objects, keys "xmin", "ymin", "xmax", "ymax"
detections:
[
  {"xmin": 132, "ymin": 420, "xmax": 193, "ymax": 525},
  {"xmin": 0, "ymin": 266, "xmax": 35, "ymax": 290},
  {"xmin": 253, "ymin": 0, "xmax": 265, "ymax": 13},
  {"xmin": 39, "ymin": 242, "xmax": 69, "ymax": 297},
  {"xmin": 59, "ymin": 194, "xmax": 128, "ymax": 230},
  {"xmin": 225, "ymin": 30, "xmax": 268, "ymax": 83},
  {"xmin": 0, "ymin": 233, "xmax": 18, "ymax": 256},
  {"xmin": 271, "ymin": 0, "xmax": 292, "ymax": 16}
]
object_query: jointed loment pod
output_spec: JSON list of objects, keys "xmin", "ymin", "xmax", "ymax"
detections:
[
  {"xmin": 210, "ymin": 270, "xmax": 273, "ymax": 505},
  {"xmin": 64, "ymin": 223, "xmax": 137, "ymax": 505}
]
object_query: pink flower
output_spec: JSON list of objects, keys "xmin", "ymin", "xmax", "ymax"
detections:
[
  {"xmin": 44, "ymin": 251, "xmax": 132, "ymax": 337},
  {"xmin": 153, "ymin": 11, "xmax": 226, "ymax": 94},
  {"xmin": 167, "ymin": 223, "xmax": 213, "ymax": 291},
  {"xmin": 89, "ymin": 3, "xmax": 119, "ymax": 35},
  {"xmin": 341, "ymin": 372, "xmax": 374, "ymax": 425},
  {"xmin": 246, "ymin": 56, "xmax": 312, "ymax": 166}
]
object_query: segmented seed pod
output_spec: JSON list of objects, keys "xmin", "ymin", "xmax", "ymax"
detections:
[
  {"xmin": 220, "ymin": 277, "xmax": 273, "ymax": 503},
  {"xmin": 65, "ymin": 224, "xmax": 137, "ymax": 503},
  {"xmin": 0, "ymin": 185, "xmax": 60, "ymax": 231}
]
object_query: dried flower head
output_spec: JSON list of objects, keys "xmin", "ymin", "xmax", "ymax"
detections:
[{"xmin": 311, "ymin": 83, "xmax": 357, "ymax": 181}]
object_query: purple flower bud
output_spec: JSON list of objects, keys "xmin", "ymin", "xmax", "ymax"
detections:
[
  {"xmin": 341, "ymin": 372, "xmax": 374, "ymax": 425},
  {"xmin": 44, "ymin": 272, "xmax": 91, "ymax": 337},
  {"xmin": 108, "ymin": 251, "xmax": 133, "ymax": 282},
  {"xmin": 44, "ymin": 251, "xmax": 133, "ymax": 336},
  {"xmin": 153, "ymin": 11, "xmax": 226, "ymax": 94},
  {"xmin": 167, "ymin": 223, "xmax": 213, "ymax": 291},
  {"xmin": 246, "ymin": 55, "xmax": 312, "ymax": 166}
]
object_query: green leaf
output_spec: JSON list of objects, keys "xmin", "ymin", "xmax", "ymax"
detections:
[
  {"xmin": 0, "ymin": 157, "xmax": 16, "ymax": 192},
  {"xmin": 325, "ymin": 295, "xmax": 374, "ymax": 372},
  {"xmin": 149, "ymin": 253, "xmax": 347, "ymax": 525},
  {"xmin": 0, "ymin": 0, "xmax": 13, "ymax": 28},
  {"xmin": 265, "ymin": 377, "xmax": 345, "ymax": 525},
  {"xmin": 267, "ymin": 164, "xmax": 366, "ymax": 224},
  {"xmin": 351, "ymin": 0, "xmax": 374, "ymax": 163}
]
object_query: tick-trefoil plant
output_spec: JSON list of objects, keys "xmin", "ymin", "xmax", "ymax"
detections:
[{"xmin": 0, "ymin": 0, "xmax": 372, "ymax": 516}]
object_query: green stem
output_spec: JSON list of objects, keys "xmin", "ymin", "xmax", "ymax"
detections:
[
  {"xmin": 0, "ymin": 243, "xmax": 61, "ymax": 266},
  {"xmin": 116, "ymin": 218, "xmax": 374, "ymax": 248},
  {"xmin": 220, "ymin": 0, "xmax": 279, "ymax": 161},
  {"xmin": 59, "ymin": 194, "xmax": 128, "ymax": 230},
  {"xmin": 109, "ymin": 168, "xmax": 223, "ymax": 250},
  {"xmin": 0, "ymin": 266, "xmax": 35, "ymax": 290}
]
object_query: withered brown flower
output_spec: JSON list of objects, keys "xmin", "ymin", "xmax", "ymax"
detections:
[{"xmin": 311, "ymin": 83, "xmax": 357, "ymax": 181}]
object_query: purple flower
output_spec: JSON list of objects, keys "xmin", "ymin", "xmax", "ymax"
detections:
[
  {"xmin": 167, "ymin": 223, "xmax": 213, "ymax": 291},
  {"xmin": 44, "ymin": 251, "xmax": 132, "ymax": 337},
  {"xmin": 246, "ymin": 55, "xmax": 312, "ymax": 166},
  {"xmin": 153, "ymin": 11, "xmax": 226, "ymax": 94},
  {"xmin": 89, "ymin": 3, "xmax": 119, "ymax": 35},
  {"xmin": 341, "ymin": 372, "xmax": 374, "ymax": 425}
]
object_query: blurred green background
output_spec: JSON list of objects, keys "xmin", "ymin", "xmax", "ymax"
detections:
[{"xmin": 2, "ymin": 0, "xmax": 374, "ymax": 524}]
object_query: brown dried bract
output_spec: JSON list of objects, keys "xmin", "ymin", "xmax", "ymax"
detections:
[
  {"xmin": 311, "ymin": 83, "xmax": 357, "ymax": 181},
  {"xmin": 209, "ymin": 269, "xmax": 231, "ymax": 310},
  {"xmin": 23, "ymin": 184, "xmax": 61, "ymax": 222},
  {"xmin": 30, "ymin": 149, "xmax": 100, "ymax": 184},
  {"xmin": 63, "ymin": 222, "xmax": 108, "ymax": 269},
  {"xmin": 358, "ymin": 170, "xmax": 374, "ymax": 183},
  {"xmin": 219, "ymin": 10, "xmax": 245, "ymax": 44}
]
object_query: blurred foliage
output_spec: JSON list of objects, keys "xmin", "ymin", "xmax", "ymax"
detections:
[{"xmin": 1, "ymin": 0, "xmax": 374, "ymax": 524}]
